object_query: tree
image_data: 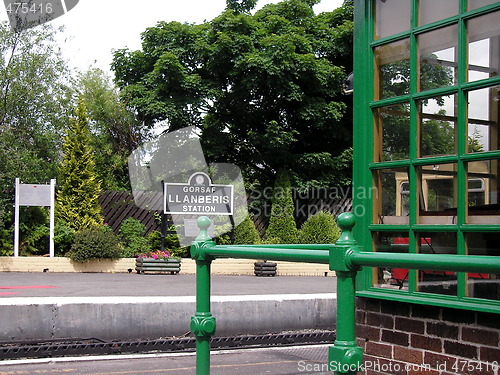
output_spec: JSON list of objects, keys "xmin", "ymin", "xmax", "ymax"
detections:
[
  {"xmin": 112, "ymin": 0, "xmax": 354, "ymax": 188},
  {"xmin": 0, "ymin": 22, "xmax": 71, "ymax": 252},
  {"xmin": 264, "ymin": 170, "xmax": 298, "ymax": 243},
  {"xmin": 56, "ymin": 101, "xmax": 103, "ymax": 231},
  {"xmin": 75, "ymin": 68, "xmax": 146, "ymax": 190}
]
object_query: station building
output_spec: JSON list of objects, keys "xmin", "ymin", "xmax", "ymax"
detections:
[{"xmin": 352, "ymin": 0, "xmax": 500, "ymax": 373}]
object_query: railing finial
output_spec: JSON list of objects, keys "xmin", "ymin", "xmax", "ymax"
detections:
[
  {"xmin": 336, "ymin": 212, "xmax": 357, "ymax": 246},
  {"xmin": 195, "ymin": 216, "xmax": 212, "ymax": 242}
]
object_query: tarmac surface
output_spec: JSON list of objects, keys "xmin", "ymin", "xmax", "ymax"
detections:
[{"xmin": 0, "ymin": 272, "xmax": 337, "ymax": 298}]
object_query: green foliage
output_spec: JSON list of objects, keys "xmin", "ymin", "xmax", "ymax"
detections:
[
  {"xmin": 0, "ymin": 23, "xmax": 71, "ymax": 230},
  {"xmin": 53, "ymin": 220, "xmax": 75, "ymax": 256},
  {"xmin": 112, "ymin": 0, "xmax": 354, "ymax": 187},
  {"xmin": 76, "ymin": 68, "xmax": 146, "ymax": 190},
  {"xmin": 18, "ymin": 207, "xmax": 49, "ymax": 256},
  {"xmin": 298, "ymin": 210, "xmax": 340, "ymax": 244},
  {"xmin": 233, "ymin": 214, "xmax": 261, "ymax": 244},
  {"xmin": 264, "ymin": 170, "xmax": 298, "ymax": 244},
  {"xmin": 118, "ymin": 217, "xmax": 149, "ymax": 258},
  {"xmin": 56, "ymin": 100, "xmax": 103, "ymax": 231},
  {"xmin": 0, "ymin": 228, "xmax": 12, "ymax": 256},
  {"xmin": 68, "ymin": 226, "xmax": 122, "ymax": 262}
]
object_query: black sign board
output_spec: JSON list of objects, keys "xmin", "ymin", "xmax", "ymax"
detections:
[{"xmin": 164, "ymin": 172, "xmax": 233, "ymax": 215}]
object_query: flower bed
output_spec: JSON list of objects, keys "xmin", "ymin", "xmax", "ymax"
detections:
[{"xmin": 135, "ymin": 250, "xmax": 181, "ymax": 274}]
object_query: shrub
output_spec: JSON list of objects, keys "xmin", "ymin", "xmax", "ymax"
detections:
[
  {"xmin": 54, "ymin": 220, "xmax": 75, "ymax": 256},
  {"xmin": 68, "ymin": 226, "xmax": 122, "ymax": 262},
  {"xmin": 298, "ymin": 211, "xmax": 341, "ymax": 244},
  {"xmin": 119, "ymin": 217, "xmax": 150, "ymax": 258},
  {"xmin": 233, "ymin": 215, "xmax": 261, "ymax": 245},
  {"xmin": 264, "ymin": 170, "xmax": 298, "ymax": 244}
]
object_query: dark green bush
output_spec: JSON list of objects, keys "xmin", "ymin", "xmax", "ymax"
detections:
[
  {"xmin": 119, "ymin": 217, "xmax": 149, "ymax": 258},
  {"xmin": 68, "ymin": 226, "xmax": 122, "ymax": 262},
  {"xmin": 54, "ymin": 220, "xmax": 75, "ymax": 256},
  {"xmin": 233, "ymin": 215, "xmax": 261, "ymax": 245},
  {"xmin": 264, "ymin": 170, "xmax": 298, "ymax": 244},
  {"xmin": 298, "ymin": 211, "xmax": 341, "ymax": 244}
]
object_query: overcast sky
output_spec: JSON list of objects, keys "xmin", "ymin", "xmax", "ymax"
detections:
[{"xmin": 0, "ymin": 0, "xmax": 343, "ymax": 74}]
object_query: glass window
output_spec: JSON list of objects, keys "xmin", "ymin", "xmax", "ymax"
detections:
[
  {"xmin": 418, "ymin": 94, "xmax": 457, "ymax": 157},
  {"xmin": 468, "ymin": 0, "xmax": 499, "ymax": 11},
  {"xmin": 374, "ymin": 0, "xmax": 411, "ymax": 39},
  {"xmin": 416, "ymin": 232, "xmax": 457, "ymax": 296},
  {"xmin": 372, "ymin": 232, "xmax": 410, "ymax": 290},
  {"xmin": 418, "ymin": 164, "xmax": 457, "ymax": 224},
  {"xmin": 467, "ymin": 12, "xmax": 500, "ymax": 82},
  {"xmin": 467, "ymin": 86, "xmax": 500, "ymax": 153},
  {"xmin": 373, "ymin": 168, "xmax": 410, "ymax": 224},
  {"xmin": 374, "ymin": 39, "xmax": 410, "ymax": 100},
  {"xmin": 374, "ymin": 103, "xmax": 410, "ymax": 161},
  {"xmin": 419, "ymin": 0, "xmax": 459, "ymax": 26},
  {"xmin": 466, "ymin": 232, "xmax": 500, "ymax": 301},
  {"xmin": 418, "ymin": 25, "xmax": 458, "ymax": 91},
  {"xmin": 467, "ymin": 159, "xmax": 500, "ymax": 224}
]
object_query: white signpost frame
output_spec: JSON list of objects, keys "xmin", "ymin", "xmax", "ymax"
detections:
[{"xmin": 14, "ymin": 178, "xmax": 56, "ymax": 257}]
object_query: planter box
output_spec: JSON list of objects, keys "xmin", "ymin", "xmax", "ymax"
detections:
[{"xmin": 135, "ymin": 258, "xmax": 181, "ymax": 274}]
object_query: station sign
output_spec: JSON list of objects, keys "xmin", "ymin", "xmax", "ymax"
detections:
[{"xmin": 164, "ymin": 172, "xmax": 233, "ymax": 215}]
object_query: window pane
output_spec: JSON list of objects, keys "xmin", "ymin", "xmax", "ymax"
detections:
[
  {"xmin": 374, "ymin": 39, "xmax": 410, "ymax": 100},
  {"xmin": 419, "ymin": 0, "xmax": 459, "ymax": 26},
  {"xmin": 467, "ymin": 86, "xmax": 500, "ymax": 153},
  {"xmin": 372, "ymin": 232, "xmax": 410, "ymax": 290},
  {"xmin": 418, "ymin": 164, "xmax": 457, "ymax": 224},
  {"xmin": 466, "ymin": 232, "xmax": 500, "ymax": 301},
  {"xmin": 468, "ymin": 0, "xmax": 499, "ymax": 11},
  {"xmin": 467, "ymin": 12, "xmax": 500, "ymax": 82},
  {"xmin": 374, "ymin": 103, "xmax": 410, "ymax": 161},
  {"xmin": 374, "ymin": 0, "xmax": 411, "ymax": 39},
  {"xmin": 418, "ymin": 94, "xmax": 457, "ymax": 157},
  {"xmin": 416, "ymin": 232, "xmax": 457, "ymax": 296},
  {"xmin": 374, "ymin": 168, "xmax": 409, "ymax": 225},
  {"xmin": 467, "ymin": 159, "xmax": 500, "ymax": 224},
  {"xmin": 418, "ymin": 25, "xmax": 458, "ymax": 92}
]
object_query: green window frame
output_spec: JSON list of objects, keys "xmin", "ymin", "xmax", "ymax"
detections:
[{"xmin": 353, "ymin": 0, "xmax": 500, "ymax": 313}]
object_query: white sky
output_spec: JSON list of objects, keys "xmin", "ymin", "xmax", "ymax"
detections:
[{"xmin": 0, "ymin": 0, "xmax": 343, "ymax": 74}]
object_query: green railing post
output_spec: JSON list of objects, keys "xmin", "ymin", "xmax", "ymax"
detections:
[
  {"xmin": 191, "ymin": 216, "xmax": 217, "ymax": 375},
  {"xmin": 329, "ymin": 212, "xmax": 363, "ymax": 374}
]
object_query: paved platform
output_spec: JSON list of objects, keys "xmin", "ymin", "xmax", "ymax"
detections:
[
  {"xmin": 0, "ymin": 273, "xmax": 337, "ymax": 342},
  {"xmin": 0, "ymin": 272, "xmax": 336, "ymax": 297}
]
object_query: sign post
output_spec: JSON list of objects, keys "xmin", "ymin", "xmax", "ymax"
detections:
[
  {"xmin": 164, "ymin": 172, "xmax": 234, "ymax": 216},
  {"xmin": 13, "ymin": 178, "xmax": 56, "ymax": 257}
]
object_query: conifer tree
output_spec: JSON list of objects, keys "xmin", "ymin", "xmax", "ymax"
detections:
[
  {"xmin": 56, "ymin": 100, "xmax": 103, "ymax": 230},
  {"xmin": 264, "ymin": 170, "xmax": 298, "ymax": 244}
]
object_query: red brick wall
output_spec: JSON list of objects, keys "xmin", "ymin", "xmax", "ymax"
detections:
[{"xmin": 356, "ymin": 298, "xmax": 500, "ymax": 375}]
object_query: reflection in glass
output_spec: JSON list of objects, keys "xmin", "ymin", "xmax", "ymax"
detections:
[
  {"xmin": 374, "ymin": 39, "xmax": 410, "ymax": 100},
  {"xmin": 416, "ymin": 232, "xmax": 457, "ymax": 296},
  {"xmin": 418, "ymin": 25, "xmax": 458, "ymax": 92},
  {"xmin": 418, "ymin": 164, "xmax": 457, "ymax": 224},
  {"xmin": 466, "ymin": 232, "xmax": 500, "ymax": 300},
  {"xmin": 468, "ymin": 0, "xmax": 499, "ymax": 11},
  {"xmin": 372, "ymin": 232, "xmax": 410, "ymax": 290},
  {"xmin": 467, "ymin": 87, "xmax": 499, "ymax": 153},
  {"xmin": 467, "ymin": 12, "xmax": 500, "ymax": 82},
  {"xmin": 374, "ymin": 168, "xmax": 409, "ymax": 224},
  {"xmin": 374, "ymin": 104, "xmax": 410, "ymax": 161},
  {"xmin": 467, "ymin": 160, "xmax": 500, "ymax": 224},
  {"xmin": 418, "ymin": 95, "xmax": 457, "ymax": 157},
  {"xmin": 419, "ymin": 0, "xmax": 458, "ymax": 26},
  {"xmin": 374, "ymin": 0, "xmax": 411, "ymax": 39}
]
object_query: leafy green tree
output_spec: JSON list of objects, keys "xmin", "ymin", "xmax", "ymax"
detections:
[
  {"xmin": 56, "ymin": 101, "xmax": 103, "ymax": 231},
  {"xmin": 0, "ymin": 22, "xmax": 71, "ymax": 238},
  {"xmin": 112, "ymin": 0, "xmax": 354, "ymax": 187},
  {"xmin": 264, "ymin": 170, "xmax": 298, "ymax": 243},
  {"xmin": 76, "ymin": 68, "xmax": 146, "ymax": 190}
]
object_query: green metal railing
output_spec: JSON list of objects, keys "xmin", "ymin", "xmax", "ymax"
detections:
[{"xmin": 190, "ymin": 214, "xmax": 500, "ymax": 374}]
